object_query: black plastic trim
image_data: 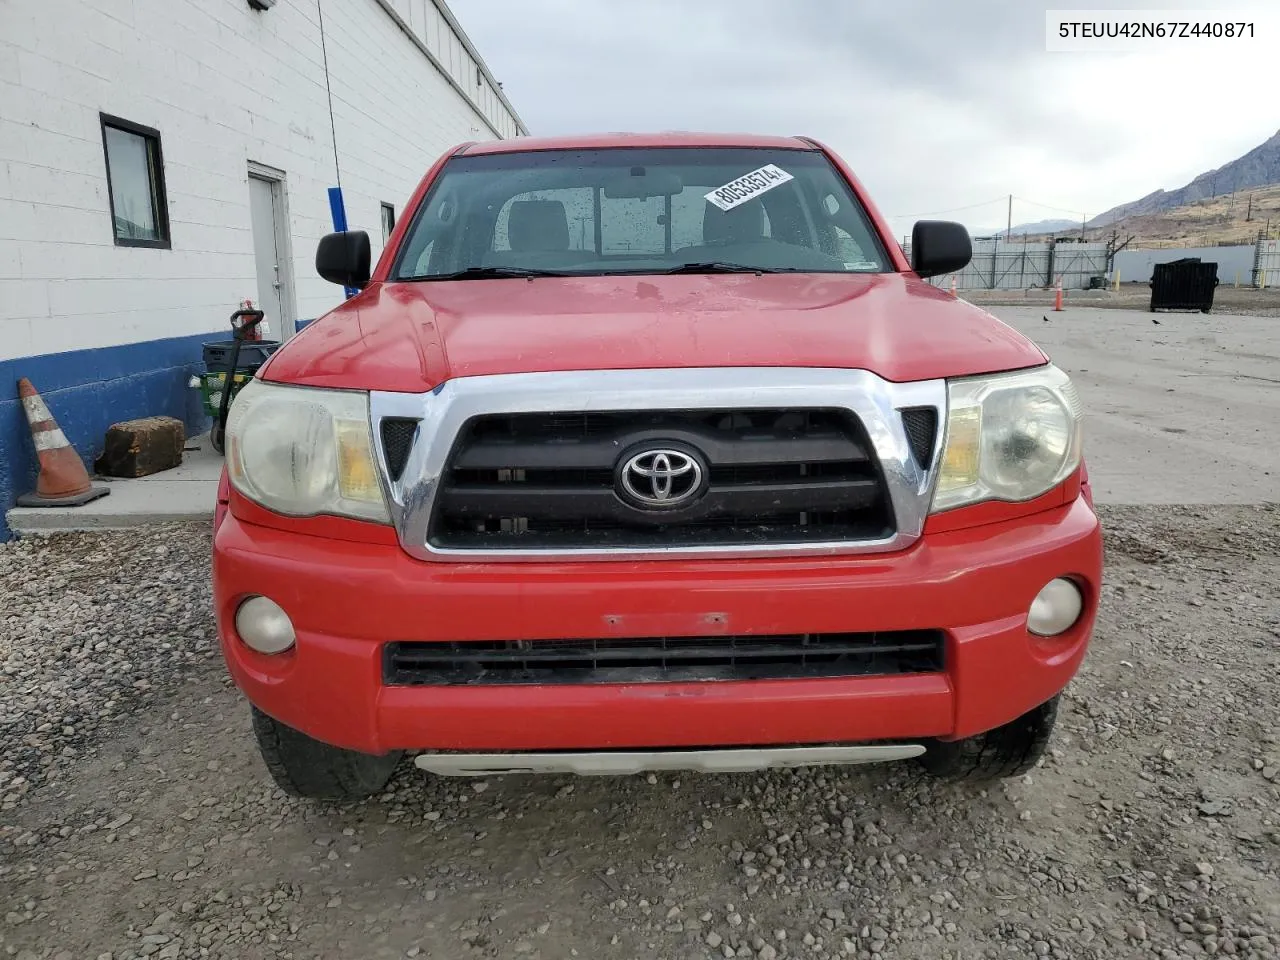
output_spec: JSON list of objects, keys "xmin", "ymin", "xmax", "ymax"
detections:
[
  {"xmin": 900, "ymin": 407, "xmax": 939, "ymax": 470},
  {"xmin": 380, "ymin": 417, "xmax": 420, "ymax": 482},
  {"xmin": 384, "ymin": 630, "xmax": 946, "ymax": 686}
]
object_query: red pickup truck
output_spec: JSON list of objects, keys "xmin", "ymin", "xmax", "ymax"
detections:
[{"xmin": 213, "ymin": 133, "xmax": 1102, "ymax": 799}]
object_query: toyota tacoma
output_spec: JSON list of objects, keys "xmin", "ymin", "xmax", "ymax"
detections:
[{"xmin": 213, "ymin": 133, "xmax": 1102, "ymax": 799}]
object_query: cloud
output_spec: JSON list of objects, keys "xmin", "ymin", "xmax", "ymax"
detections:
[{"xmin": 451, "ymin": 0, "xmax": 1280, "ymax": 236}]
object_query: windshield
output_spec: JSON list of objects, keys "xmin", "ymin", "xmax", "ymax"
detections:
[{"xmin": 392, "ymin": 147, "xmax": 891, "ymax": 280}]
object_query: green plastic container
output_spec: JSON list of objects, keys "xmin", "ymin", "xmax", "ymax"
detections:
[{"xmin": 196, "ymin": 370, "xmax": 253, "ymax": 418}]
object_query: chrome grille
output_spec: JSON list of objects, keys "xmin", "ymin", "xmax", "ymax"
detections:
[{"xmin": 430, "ymin": 408, "xmax": 895, "ymax": 550}]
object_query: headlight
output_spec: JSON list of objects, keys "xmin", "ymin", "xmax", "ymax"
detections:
[
  {"xmin": 932, "ymin": 364, "xmax": 1083, "ymax": 513},
  {"xmin": 226, "ymin": 379, "xmax": 389, "ymax": 523}
]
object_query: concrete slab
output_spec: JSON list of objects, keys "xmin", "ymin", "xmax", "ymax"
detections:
[
  {"xmin": 6, "ymin": 308, "xmax": 1276, "ymax": 535},
  {"xmin": 988, "ymin": 306, "xmax": 1280, "ymax": 506},
  {"xmin": 7, "ymin": 434, "xmax": 221, "ymax": 534}
]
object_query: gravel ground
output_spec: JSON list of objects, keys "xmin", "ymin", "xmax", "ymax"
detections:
[{"xmin": 2, "ymin": 506, "xmax": 1279, "ymax": 960}]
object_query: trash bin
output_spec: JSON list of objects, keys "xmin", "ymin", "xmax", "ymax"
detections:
[
  {"xmin": 201, "ymin": 339, "xmax": 280, "ymax": 371},
  {"xmin": 1149, "ymin": 258, "xmax": 1219, "ymax": 313},
  {"xmin": 197, "ymin": 339, "xmax": 280, "ymax": 419}
]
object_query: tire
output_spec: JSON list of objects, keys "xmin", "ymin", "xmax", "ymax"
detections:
[
  {"xmin": 251, "ymin": 706, "xmax": 403, "ymax": 799},
  {"xmin": 210, "ymin": 422, "xmax": 225, "ymax": 454},
  {"xmin": 918, "ymin": 695, "xmax": 1059, "ymax": 782}
]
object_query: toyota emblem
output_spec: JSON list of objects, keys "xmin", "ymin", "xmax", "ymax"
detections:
[{"xmin": 618, "ymin": 447, "xmax": 705, "ymax": 508}]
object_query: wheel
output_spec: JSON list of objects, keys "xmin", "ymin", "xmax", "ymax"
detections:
[
  {"xmin": 210, "ymin": 421, "xmax": 225, "ymax": 454},
  {"xmin": 250, "ymin": 706, "xmax": 402, "ymax": 799},
  {"xmin": 918, "ymin": 695, "xmax": 1059, "ymax": 782}
]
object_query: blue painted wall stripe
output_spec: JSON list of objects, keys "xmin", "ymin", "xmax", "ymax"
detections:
[{"xmin": 0, "ymin": 331, "xmax": 221, "ymax": 541}]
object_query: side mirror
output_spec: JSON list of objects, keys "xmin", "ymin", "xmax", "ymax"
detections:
[
  {"xmin": 316, "ymin": 230, "xmax": 371, "ymax": 288},
  {"xmin": 910, "ymin": 220, "xmax": 971, "ymax": 278}
]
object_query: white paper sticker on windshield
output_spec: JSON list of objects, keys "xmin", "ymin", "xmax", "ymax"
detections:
[{"xmin": 705, "ymin": 164, "xmax": 794, "ymax": 211}]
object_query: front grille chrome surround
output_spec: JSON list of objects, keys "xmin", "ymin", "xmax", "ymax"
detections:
[{"xmin": 370, "ymin": 367, "xmax": 947, "ymax": 562}]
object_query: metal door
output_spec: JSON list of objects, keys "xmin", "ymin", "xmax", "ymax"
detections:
[
  {"xmin": 1257, "ymin": 239, "xmax": 1280, "ymax": 288},
  {"xmin": 248, "ymin": 172, "xmax": 294, "ymax": 340}
]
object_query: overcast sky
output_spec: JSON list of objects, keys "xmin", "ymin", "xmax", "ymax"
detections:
[{"xmin": 449, "ymin": 0, "xmax": 1279, "ymax": 238}]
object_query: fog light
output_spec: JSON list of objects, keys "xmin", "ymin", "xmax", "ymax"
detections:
[
  {"xmin": 1027, "ymin": 578, "xmax": 1083, "ymax": 637},
  {"xmin": 235, "ymin": 596, "xmax": 296, "ymax": 654}
]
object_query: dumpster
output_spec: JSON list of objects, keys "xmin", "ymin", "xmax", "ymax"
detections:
[{"xmin": 1150, "ymin": 258, "xmax": 1218, "ymax": 313}]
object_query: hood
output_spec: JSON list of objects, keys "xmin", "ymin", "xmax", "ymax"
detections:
[{"xmin": 261, "ymin": 273, "xmax": 1046, "ymax": 392}]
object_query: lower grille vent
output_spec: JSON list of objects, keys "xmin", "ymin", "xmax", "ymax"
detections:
[{"xmin": 383, "ymin": 631, "xmax": 946, "ymax": 685}]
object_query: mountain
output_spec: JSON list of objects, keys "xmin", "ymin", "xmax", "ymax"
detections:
[
  {"xmin": 969, "ymin": 218, "xmax": 1077, "ymax": 238},
  {"xmin": 1089, "ymin": 128, "xmax": 1280, "ymax": 228},
  {"xmin": 1006, "ymin": 218, "xmax": 1078, "ymax": 236},
  {"xmin": 1079, "ymin": 181, "xmax": 1280, "ymax": 247}
]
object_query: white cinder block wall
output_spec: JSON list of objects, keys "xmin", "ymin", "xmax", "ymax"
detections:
[
  {"xmin": 0, "ymin": 0, "xmax": 526, "ymax": 537},
  {"xmin": 0, "ymin": 0, "xmax": 522, "ymax": 355}
]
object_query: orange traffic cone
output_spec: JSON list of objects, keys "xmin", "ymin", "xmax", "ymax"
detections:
[
  {"xmin": 15, "ymin": 378, "xmax": 110, "ymax": 507},
  {"xmin": 949, "ymin": 276, "xmax": 957, "ymax": 296},
  {"xmin": 1053, "ymin": 277, "xmax": 1064, "ymax": 312}
]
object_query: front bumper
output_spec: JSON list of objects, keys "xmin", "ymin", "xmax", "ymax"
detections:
[{"xmin": 213, "ymin": 495, "xmax": 1103, "ymax": 756}]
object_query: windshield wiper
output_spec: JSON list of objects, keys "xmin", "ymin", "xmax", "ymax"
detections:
[
  {"xmin": 407, "ymin": 263, "xmax": 780, "ymax": 281},
  {"xmin": 659, "ymin": 261, "xmax": 777, "ymax": 275},
  {"xmin": 408, "ymin": 266, "xmax": 570, "ymax": 281}
]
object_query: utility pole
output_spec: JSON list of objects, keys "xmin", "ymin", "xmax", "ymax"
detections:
[
  {"xmin": 1246, "ymin": 194, "xmax": 1253, "ymax": 221},
  {"xmin": 1081, "ymin": 212, "xmax": 1086, "ymax": 241},
  {"xmin": 1006, "ymin": 194, "xmax": 1012, "ymax": 241}
]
